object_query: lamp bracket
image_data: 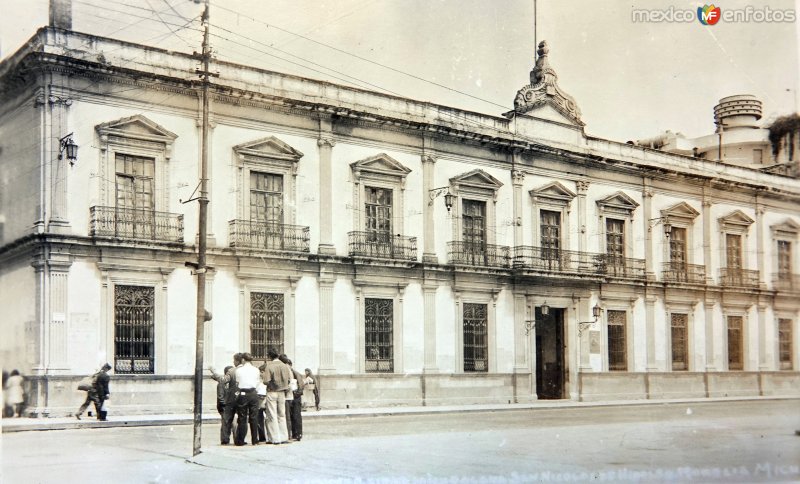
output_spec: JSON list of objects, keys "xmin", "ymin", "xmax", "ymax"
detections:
[{"xmin": 428, "ymin": 186, "xmax": 450, "ymax": 204}]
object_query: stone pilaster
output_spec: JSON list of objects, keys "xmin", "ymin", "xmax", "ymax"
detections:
[
  {"xmin": 642, "ymin": 182, "xmax": 654, "ymax": 278},
  {"xmin": 422, "ymin": 155, "xmax": 438, "ymax": 263},
  {"xmin": 704, "ymin": 295, "xmax": 716, "ymax": 371},
  {"xmin": 755, "ymin": 204, "xmax": 766, "ymax": 286},
  {"xmin": 317, "ymin": 125, "xmax": 336, "ymax": 255},
  {"xmin": 423, "ymin": 283, "xmax": 438, "ymax": 372},
  {"xmin": 645, "ymin": 294, "xmax": 658, "ymax": 371},
  {"xmin": 578, "ymin": 297, "xmax": 592, "ymax": 371},
  {"xmin": 47, "ymin": 90, "xmax": 72, "ymax": 233},
  {"xmin": 512, "ymin": 169, "xmax": 525, "ymax": 247},
  {"xmin": 757, "ymin": 301, "xmax": 769, "ymax": 370},
  {"xmin": 44, "ymin": 260, "xmax": 71, "ymax": 374},
  {"xmin": 318, "ymin": 276, "xmax": 336, "ymax": 373},
  {"xmin": 513, "ymin": 294, "xmax": 528, "ymax": 371},
  {"xmin": 702, "ymin": 197, "xmax": 713, "ymax": 284},
  {"xmin": 576, "ymin": 181, "xmax": 589, "ymax": 253}
]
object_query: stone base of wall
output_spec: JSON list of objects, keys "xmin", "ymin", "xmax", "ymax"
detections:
[
  {"xmin": 579, "ymin": 371, "xmax": 800, "ymax": 401},
  {"xmin": 16, "ymin": 371, "xmax": 800, "ymax": 417},
  {"xmin": 21, "ymin": 375, "xmax": 219, "ymax": 417}
]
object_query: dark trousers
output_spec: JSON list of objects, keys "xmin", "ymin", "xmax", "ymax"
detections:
[
  {"xmin": 77, "ymin": 392, "xmax": 103, "ymax": 419},
  {"xmin": 289, "ymin": 397, "xmax": 303, "ymax": 439},
  {"xmin": 257, "ymin": 407, "xmax": 267, "ymax": 442},
  {"xmin": 285, "ymin": 399, "xmax": 293, "ymax": 438},
  {"xmin": 220, "ymin": 401, "xmax": 236, "ymax": 444},
  {"xmin": 235, "ymin": 391, "xmax": 260, "ymax": 445}
]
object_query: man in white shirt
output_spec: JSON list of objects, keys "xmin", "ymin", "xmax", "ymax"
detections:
[{"xmin": 234, "ymin": 352, "xmax": 262, "ymax": 446}]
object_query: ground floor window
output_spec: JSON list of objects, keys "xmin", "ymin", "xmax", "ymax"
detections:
[
  {"xmin": 463, "ymin": 303, "xmax": 488, "ymax": 372},
  {"xmin": 671, "ymin": 313, "xmax": 688, "ymax": 371},
  {"xmin": 250, "ymin": 292, "xmax": 284, "ymax": 359},
  {"xmin": 114, "ymin": 285, "xmax": 155, "ymax": 374},
  {"xmin": 727, "ymin": 315, "xmax": 744, "ymax": 370},
  {"xmin": 779, "ymin": 318, "xmax": 793, "ymax": 370},
  {"xmin": 365, "ymin": 298, "xmax": 393, "ymax": 372},
  {"xmin": 607, "ymin": 310, "xmax": 627, "ymax": 371}
]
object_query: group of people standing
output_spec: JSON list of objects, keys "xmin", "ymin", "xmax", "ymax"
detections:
[{"xmin": 210, "ymin": 349, "xmax": 320, "ymax": 446}]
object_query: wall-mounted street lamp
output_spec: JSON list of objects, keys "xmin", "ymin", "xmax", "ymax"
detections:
[
  {"xmin": 524, "ymin": 302, "xmax": 550, "ymax": 335},
  {"xmin": 58, "ymin": 133, "xmax": 78, "ymax": 167},
  {"xmin": 428, "ymin": 186, "xmax": 454, "ymax": 212},
  {"xmin": 648, "ymin": 216, "xmax": 672, "ymax": 238},
  {"xmin": 577, "ymin": 304, "xmax": 602, "ymax": 336}
]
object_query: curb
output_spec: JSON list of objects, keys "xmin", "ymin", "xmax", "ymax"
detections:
[{"xmin": 2, "ymin": 395, "xmax": 797, "ymax": 433}]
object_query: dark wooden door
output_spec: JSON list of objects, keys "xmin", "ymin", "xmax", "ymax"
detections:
[{"xmin": 536, "ymin": 307, "xmax": 565, "ymax": 399}]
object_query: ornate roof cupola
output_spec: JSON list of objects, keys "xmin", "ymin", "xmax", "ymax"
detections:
[{"xmin": 507, "ymin": 40, "xmax": 584, "ymax": 126}]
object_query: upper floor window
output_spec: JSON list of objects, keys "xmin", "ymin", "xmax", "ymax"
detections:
[
  {"xmin": 670, "ymin": 226, "xmax": 687, "ymax": 266},
  {"xmin": 726, "ymin": 233, "xmax": 742, "ymax": 269},
  {"xmin": 778, "ymin": 241, "xmax": 792, "ymax": 275},
  {"xmin": 606, "ymin": 218, "xmax": 624, "ymax": 260},
  {"xmin": 463, "ymin": 199, "xmax": 487, "ymax": 249},
  {"xmin": 250, "ymin": 172, "xmax": 283, "ymax": 224},
  {"xmin": 530, "ymin": 181, "xmax": 575, "ymax": 252},
  {"xmin": 116, "ymin": 154, "xmax": 155, "ymax": 211},
  {"xmin": 365, "ymin": 186, "xmax": 393, "ymax": 238},
  {"xmin": 660, "ymin": 202, "xmax": 700, "ymax": 282}
]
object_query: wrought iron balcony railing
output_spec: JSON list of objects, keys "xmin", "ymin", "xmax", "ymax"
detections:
[
  {"xmin": 448, "ymin": 241, "xmax": 511, "ymax": 268},
  {"xmin": 773, "ymin": 273, "xmax": 800, "ymax": 292},
  {"xmin": 513, "ymin": 246, "xmax": 598, "ymax": 275},
  {"xmin": 595, "ymin": 254, "xmax": 647, "ymax": 280},
  {"xmin": 348, "ymin": 231, "xmax": 417, "ymax": 261},
  {"xmin": 662, "ymin": 261, "xmax": 706, "ymax": 284},
  {"xmin": 229, "ymin": 220, "xmax": 310, "ymax": 252},
  {"xmin": 90, "ymin": 206, "xmax": 184, "ymax": 243},
  {"xmin": 719, "ymin": 268, "xmax": 760, "ymax": 288}
]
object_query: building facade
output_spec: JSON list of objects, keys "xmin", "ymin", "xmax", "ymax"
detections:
[{"xmin": 0, "ymin": 27, "xmax": 798, "ymax": 416}]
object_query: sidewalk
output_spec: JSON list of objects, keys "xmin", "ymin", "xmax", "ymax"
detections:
[{"xmin": 2, "ymin": 395, "xmax": 796, "ymax": 433}]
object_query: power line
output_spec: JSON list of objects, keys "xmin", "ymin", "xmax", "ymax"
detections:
[{"xmin": 213, "ymin": 3, "xmax": 513, "ymax": 112}]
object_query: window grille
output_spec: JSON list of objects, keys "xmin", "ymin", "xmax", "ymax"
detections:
[
  {"xmin": 365, "ymin": 298, "xmax": 393, "ymax": 372},
  {"xmin": 607, "ymin": 310, "xmax": 627, "ymax": 371},
  {"xmin": 727, "ymin": 315, "xmax": 743, "ymax": 370},
  {"xmin": 779, "ymin": 318, "xmax": 793, "ymax": 370},
  {"xmin": 463, "ymin": 303, "xmax": 488, "ymax": 372},
  {"xmin": 114, "ymin": 285, "xmax": 155, "ymax": 374},
  {"xmin": 250, "ymin": 292, "xmax": 284, "ymax": 359},
  {"xmin": 671, "ymin": 313, "xmax": 688, "ymax": 371}
]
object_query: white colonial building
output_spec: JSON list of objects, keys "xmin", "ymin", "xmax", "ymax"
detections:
[{"xmin": 0, "ymin": 21, "xmax": 798, "ymax": 416}]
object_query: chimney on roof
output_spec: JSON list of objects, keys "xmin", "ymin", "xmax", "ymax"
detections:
[{"xmin": 49, "ymin": 0, "xmax": 72, "ymax": 30}]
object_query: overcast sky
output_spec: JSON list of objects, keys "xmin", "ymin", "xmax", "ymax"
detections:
[{"xmin": 1, "ymin": 0, "xmax": 798, "ymax": 142}]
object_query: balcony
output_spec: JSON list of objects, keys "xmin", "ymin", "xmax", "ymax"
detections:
[
  {"xmin": 773, "ymin": 273, "xmax": 800, "ymax": 292},
  {"xmin": 513, "ymin": 246, "xmax": 598, "ymax": 276},
  {"xmin": 719, "ymin": 268, "xmax": 760, "ymax": 288},
  {"xmin": 448, "ymin": 241, "xmax": 510, "ymax": 268},
  {"xmin": 662, "ymin": 262, "xmax": 706, "ymax": 284},
  {"xmin": 348, "ymin": 231, "xmax": 417, "ymax": 261},
  {"xmin": 595, "ymin": 255, "xmax": 647, "ymax": 280},
  {"xmin": 228, "ymin": 220, "xmax": 310, "ymax": 252},
  {"xmin": 90, "ymin": 206, "xmax": 183, "ymax": 243}
]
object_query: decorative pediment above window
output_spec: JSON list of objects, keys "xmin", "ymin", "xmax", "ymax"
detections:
[
  {"xmin": 530, "ymin": 181, "xmax": 576, "ymax": 207},
  {"xmin": 450, "ymin": 169, "xmax": 504, "ymax": 199},
  {"xmin": 95, "ymin": 114, "xmax": 178, "ymax": 157},
  {"xmin": 718, "ymin": 210, "xmax": 754, "ymax": 233},
  {"xmin": 661, "ymin": 201, "xmax": 700, "ymax": 226},
  {"xmin": 771, "ymin": 218, "xmax": 800, "ymax": 239},
  {"xmin": 596, "ymin": 191, "xmax": 639, "ymax": 218},
  {"xmin": 350, "ymin": 153, "xmax": 411, "ymax": 187},
  {"xmin": 233, "ymin": 136, "xmax": 304, "ymax": 174}
]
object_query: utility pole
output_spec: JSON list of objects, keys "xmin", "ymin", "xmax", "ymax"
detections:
[{"xmin": 192, "ymin": 0, "xmax": 212, "ymax": 457}]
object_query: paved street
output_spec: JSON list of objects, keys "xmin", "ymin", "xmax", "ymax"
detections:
[{"xmin": 2, "ymin": 400, "xmax": 799, "ymax": 483}]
